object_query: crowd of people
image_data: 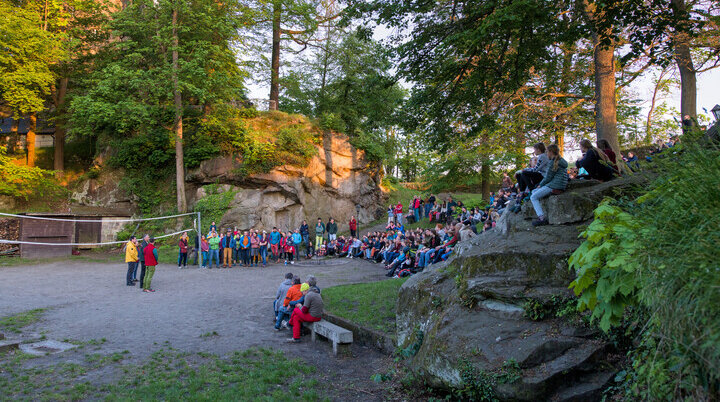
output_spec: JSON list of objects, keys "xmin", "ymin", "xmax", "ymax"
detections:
[{"xmin": 124, "ymin": 136, "xmax": 673, "ymax": 288}]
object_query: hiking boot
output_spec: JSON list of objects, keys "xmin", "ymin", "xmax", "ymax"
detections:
[
  {"xmin": 286, "ymin": 338, "xmax": 301, "ymax": 343},
  {"xmin": 532, "ymin": 217, "xmax": 549, "ymax": 227}
]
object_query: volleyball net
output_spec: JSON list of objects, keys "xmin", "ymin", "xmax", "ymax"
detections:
[{"xmin": 0, "ymin": 211, "xmax": 201, "ymax": 247}]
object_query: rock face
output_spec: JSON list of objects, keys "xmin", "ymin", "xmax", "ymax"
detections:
[
  {"xmin": 396, "ymin": 176, "xmax": 647, "ymax": 401},
  {"xmin": 186, "ymin": 132, "xmax": 383, "ymax": 230},
  {"xmin": 70, "ymin": 169, "xmax": 137, "ymax": 213}
]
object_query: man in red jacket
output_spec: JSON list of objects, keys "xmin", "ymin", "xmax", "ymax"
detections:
[{"xmin": 142, "ymin": 237, "xmax": 159, "ymax": 293}]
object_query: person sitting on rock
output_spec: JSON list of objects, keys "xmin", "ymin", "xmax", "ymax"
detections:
[
  {"xmin": 515, "ymin": 142, "xmax": 549, "ymax": 197},
  {"xmin": 531, "ymin": 144, "xmax": 569, "ymax": 227},
  {"xmin": 575, "ymin": 139, "xmax": 614, "ymax": 182},
  {"xmin": 287, "ymin": 283, "xmax": 323, "ymax": 343}
]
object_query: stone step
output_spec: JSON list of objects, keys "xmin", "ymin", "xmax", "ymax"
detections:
[
  {"xmin": 0, "ymin": 339, "xmax": 20, "ymax": 353},
  {"xmin": 550, "ymin": 370, "xmax": 615, "ymax": 402}
]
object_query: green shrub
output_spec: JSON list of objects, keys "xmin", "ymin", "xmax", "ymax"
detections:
[
  {"xmin": 0, "ymin": 145, "xmax": 66, "ymax": 201},
  {"xmin": 319, "ymin": 112, "xmax": 346, "ymax": 132},
  {"xmin": 569, "ymin": 139, "xmax": 720, "ymax": 399},
  {"xmin": 275, "ymin": 126, "xmax": 317, "ymax": 166},
  {"xmin": 193, "ymin": 185, "xmax": 237, "ymax": 234}
]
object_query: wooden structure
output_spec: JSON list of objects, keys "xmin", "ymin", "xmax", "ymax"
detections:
[
  {"xmin": 18, "ymin": 209, "xmax": 131, "ymax": 258},
  {"xmin": 19, "ymin": 214, "xmax": 75, "ymax": 259}
]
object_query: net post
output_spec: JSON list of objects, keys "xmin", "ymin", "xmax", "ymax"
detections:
[{"xmin": 196, "ymin": 211, "xmax": 203, "ymax": 267}]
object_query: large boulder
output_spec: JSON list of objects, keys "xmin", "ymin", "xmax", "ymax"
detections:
[
  {"xmin": 70, "ymin": 169, "xmax": 137, "ymax": 213},
  {"xmin": 395, "ymin": 177, "xmax": 650, "ymax": 401},
  {"xmin": 186, "ymin": 132, "xmax": 384, "ymax": 230}
]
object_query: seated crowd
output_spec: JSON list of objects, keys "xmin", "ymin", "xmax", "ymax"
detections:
[{"xmin": 189, "ymin": 137, "xmax": 667, "ymax": 275}]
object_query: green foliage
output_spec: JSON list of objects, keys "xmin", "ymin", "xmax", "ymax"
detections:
[
  {"xmin": 523, "ymin": 295, "xmax": 577, "ymax": 322},
  {"xmin": 0, "ymin": 146, "xmax": 65, "ymax": 202},
  {"xmin": 0, "ymin": 1, "xmax": 64, "ymax": 115},
  {"xmin": 456, "ymin": 359, "xmax": 497, "ymax": 402},
  {"xmin": 568, "ymin": 201, "xmax": 642, "ymax": 332},
  {"xmin": 496, "ymin": 359, "xmax": 521, "ymax": 385},
  {"xmin": 568, "ymin": 140, "xmax": 720, "ymax": 399},
  {"xmin": 192, "ymin": 185, "xmax": 238, "ymax": 234},
  {"xmin": 109, "ymin": 131, "xmax": 175, "ymax": 213},
  {"xmin": 319, "ymin": 112, "xmax": 346, "ymax": 133},
  {"xmin": 275, "ymin": 126, "xmax": 318, "ymax": 165}
]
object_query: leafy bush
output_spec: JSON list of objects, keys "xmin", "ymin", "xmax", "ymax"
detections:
[
  {"xmin": 275, "ymin": 126, "xmax": 317, "ymax": 166},
  {"xmin": 0, "ymin": 145, "xmax": 66, "ymax": 201},
  {"xmin": 241, "ymin": 139, "xmax": 278, "ymax": 174},
  {"xmin": 319, "ymin": 112, "xmax": 346, "ymax": 133},
  {"xmin": 193, "ymin": 185, "xmax": 237, "ymax": 234},
  {"xmin": 569, "ymin": 139, "xmax": 720, "ymax": 399}
]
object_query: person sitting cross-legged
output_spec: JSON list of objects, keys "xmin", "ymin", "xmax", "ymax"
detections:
[{"xmin": 287, "ymin": 283, "xmax": 324, "ymax": 343}]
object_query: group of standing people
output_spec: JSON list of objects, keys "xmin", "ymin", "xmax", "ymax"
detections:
[
  {"xmin": 124, "ymin": 234, "xmax": 159, "ymax": 292},
  {"xmin": 196, "ymin": 216, "xmax": 359, "ymax": 268}
]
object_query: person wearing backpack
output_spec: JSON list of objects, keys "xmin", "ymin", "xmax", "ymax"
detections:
[{"xmin": 142, "ymin": 237, "xmax": 159, "ymax": 293}]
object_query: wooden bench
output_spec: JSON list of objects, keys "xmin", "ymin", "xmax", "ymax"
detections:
[{"xmin": 304, "ymin": 320, "xmax": 353, "ymax": 356}]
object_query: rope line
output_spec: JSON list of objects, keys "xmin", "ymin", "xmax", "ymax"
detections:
[
  {"xmin": 0, "ymin": 212, "xmax": 196, "ymax": 223},
  {"xmin": 0, "ymin": 228, "xmax": 194, "ymax": 247}
]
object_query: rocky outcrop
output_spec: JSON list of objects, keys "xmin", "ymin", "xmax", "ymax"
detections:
[
  {"xmin": 70, "ymin": 169, "xmax": 137, "ymax": 213},
  {"xmin": 396, "ymin": 176, "xmax": 647, "ymax": 401},
  {"xmin": 186, "ymin": 132, "xmax": 383, "ymax": 230}
]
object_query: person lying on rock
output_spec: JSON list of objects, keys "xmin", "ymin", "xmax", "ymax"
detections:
[
  {"xmin": 531, "ymin": 144, "xmax": 569, "ymax": 227},
  {"xmin": 287, "ymin": 282, "xmax": 324, "ymax": 343}
]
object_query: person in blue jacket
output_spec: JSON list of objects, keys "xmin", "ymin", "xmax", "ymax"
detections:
[
  {"xmin": 292, "ymin": 229, "xmax": 303, "ymax": 260},
  {"xmin": 269, "ymin": 227, "xmax": 281, "ymax": 262},
  {"xmin": 221, "ymin": 231, "xmax": 235, "ymax": 268}
]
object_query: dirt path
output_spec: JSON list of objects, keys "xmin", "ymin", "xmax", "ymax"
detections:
[{"xmin": 0, "ymin": 257, "xmax": 394, "ymax": 399}]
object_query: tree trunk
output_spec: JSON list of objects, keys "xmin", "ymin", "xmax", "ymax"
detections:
[
  {"xmin": 646, "ymin": 69, "xmax": 668, "ymax": 143},
  {"xmin": 53, "ymin": 77, "xmax": 69, "ymax": 174},
  {"xmin": 172, "ymin": 6, "xmax": 187, "ymax": 213},
  {"xmin": 592, "ymin": 37, "xmax": 619, "ymax": 151},
  {"xmin": 583, "ymin": 0, "xmax": 620, "ymax": 152},
  {"xmin": 27, "ymin": 113, "xmax": 37, "ymax": 167},
  {"xmin": 269, "ymin": 0, "xmax": 281, "ymax": 111},
  {"xmin": 555, "ymin": 128, "xmax": 565, "ymax": 156},
  {"xmin": 480, "ymin": 161, "xmax": 490, "ymax": 203},
  {"xmin": 8, "ymin": 118, "xmax": 19, "ymax": 153},
  {"xmin": 671, "ymin": 0, "xmax": 696, "ymax": 120}
]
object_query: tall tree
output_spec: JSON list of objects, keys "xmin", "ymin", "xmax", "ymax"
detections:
[
  {"xmin": 0, "ymin": 0, "xmax": 64, "ymax": 167},
  {"xmin": 69, "ymin": 0, "xmax": 245, "ymax": 212}
]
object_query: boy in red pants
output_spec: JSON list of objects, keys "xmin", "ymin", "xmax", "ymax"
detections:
[{"xmin": 287, "ymin": 283, "xmax": 323, "ymax": 342}]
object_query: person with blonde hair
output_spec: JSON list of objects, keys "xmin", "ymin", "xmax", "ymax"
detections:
[{"xmin": 531, "ymin": 144, "xmax": 569, "ymax": 226}]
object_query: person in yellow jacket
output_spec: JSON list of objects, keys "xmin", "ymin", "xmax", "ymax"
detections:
[{"xmin": 125, "ymin": 236, "xmax": 139, "ymax": 286}]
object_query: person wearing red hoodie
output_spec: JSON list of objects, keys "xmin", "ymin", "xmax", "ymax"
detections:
[
  {"xmin": 287, "ymin": 283, "xmax": 324, "ymax": 342},
  {"xmin": 349, "ymin": 216, "xmax": 358, "ymax": 238},
  {"xmin": 142, "ymin": 237, "xmax": 159, "ymax": 293},
  {"xmin": 395, "ymin": 202, "xmax": 403, "ymax": 226}
]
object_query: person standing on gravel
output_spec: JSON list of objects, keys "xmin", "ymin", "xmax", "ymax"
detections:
[
  {"xmin": 326, "ymin": 218, "xmax": 338, "ymax": 242},
  {"xmin": 142, "ymin": 237, "xmax": 159, "ymax": 293},
  {"xmin": 314, "ymin": 218, "xmax": 325, "ymax": 251},
  {"xmin": 125, "ymin": 236, "xmax": 138, "ymax": 286},
  {"xmin": 137, "ymin": 234, "xmax": 149, "ymax": 286}
]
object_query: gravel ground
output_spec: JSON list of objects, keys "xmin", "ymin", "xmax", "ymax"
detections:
[{"xmin": 0, "ymin": 256, "xmax": 395, "ymax": 399}]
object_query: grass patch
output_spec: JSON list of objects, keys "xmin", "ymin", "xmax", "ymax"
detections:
[
  {"xmin": 0, "ymin": 308, "xmax": 46, "ymax": 333},
  {"xmin": 0, "ymin": 347, "xmax": 324, "ymax": 401},
  {"xmin": 322, "ymin": 278, "xmax": 407, "ymax": 334}
]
